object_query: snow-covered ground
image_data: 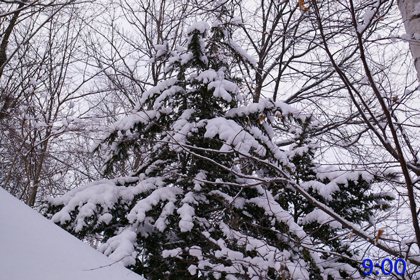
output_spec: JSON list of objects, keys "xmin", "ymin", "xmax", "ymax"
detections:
[{"xmin": 0, "ymin": 187, "xmax": 144, "ymax": 280}]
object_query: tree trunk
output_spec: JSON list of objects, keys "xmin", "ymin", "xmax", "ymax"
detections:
[
  {"xmin": 27, "ymin": 138, "xmax": 49, "ymax": 207},
  {"xmin": 0, "ymin": 4, "xmax": 24, "ymax": 120},
  {"xmin": 398, "ymin": 0, "xmax": 420, "ymax": 81}
]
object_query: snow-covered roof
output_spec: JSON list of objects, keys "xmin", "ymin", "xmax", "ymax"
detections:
[{"xmin": 0, "ymin": 187, "xmax": 144, "ymax": 280}]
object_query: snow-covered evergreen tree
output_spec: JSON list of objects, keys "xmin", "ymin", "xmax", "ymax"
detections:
[{"xmin": 45, "ymin": 20, "xmax": 393, "ymax": 279}]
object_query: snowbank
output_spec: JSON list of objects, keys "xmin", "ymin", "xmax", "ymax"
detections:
[{"xmin": 0, "ymin": 187, "xmax": 144, "ymax": 280}]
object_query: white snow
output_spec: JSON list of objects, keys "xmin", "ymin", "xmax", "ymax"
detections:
[
  {"xmin": 301, "ymin": 209, "xmax": 342, "ymax": 229},
  {"xmin": 358, "ymin": 8, "xmax": 376, "ymax": 33},
  {"xmin": 154, "ymin": 41, "xmax": 169, "ymax": 58},
  {"xmin": 208, "ymin": 78, "xmax": 237, "ymax": 102},
  {"xmin": 197, "ymin": 69, "xmax": 218, "ymax": 83},
  {"xmin": 248, "ymin": 194, "xmax": 307, "ymax": 239},
  {"xmin": 357, "ymin": 24, "xmax": 366, "ymax": 33},
  {"xmin": 30, "ymin": 77, "xmax": 37, "ymax": 86},
  {"xmin": 226, "ymin": 99, "xmax": 303, "ymax": 120},
  {"xmin": 0, "ymin": 187, "xmax": 144, "ymax": 280},
  {"xmin": 303, "ymin": 170, "xmax": 374, "ymax": 201},
  {"xmin": 180, "ymin": 52, "xmax": 193, "ymax": 65},
  {"xmin": 112, "ymin": 110, "xmax": 160, "ymax": 131},
  {"xmin": 187, "ymin": 21, "xmax": 210, "ymax": 34},
  {"xmin": 300, "ymin": 180, "xmax": 338, "ymax": 201},
  {"xmin": 188, "ymin": 264, "xmax": 198, "ymax": 275},
  {"xmin": 204, "ymin": 117, "xmax": 267, "ymax": 156},
  {"xmin": 189, "ymin": 246, "xmax": 203, "ymax": 260},
  {"xmin": 48, "ymin": 177, "xmax": 185, "ymax": 262},
  {"xmin": 139, "ymin": 78, "xmax": 178, "ymax": 105},
  {"xmin": 162, "ymin": 247, "xmax": 182, "ymax": 258},
  {"xmin": 414, "ymin": 2, "xmax": 420, "ymax": 16},
  {"xmin": 231, "ymin": 17, "xmax": 243, "ymax": 25},
  {"xmin": 127, "ymin": 186, "xmax": 183, "ymax": 224},
  {"xmin": 227, "ymin": 39, "xmax": 257, "ymax": 67},
  {"xmin": 154, "ymin": 201, "xmax": 177, "ymax": 232},
  {"xmin": 177, "ymin": 203, "xmax": 195, "ymax": 232},
  {"xmin": 99, "ymin": 227, "xmax": 138, "ymax": 266},
  {"xmin": 401, "ymin": 33, "xmax": 411, "ymax": 40},
  {"xmin": 364, "ymin": 9, "xmax": 375, "ymax": 26}
]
